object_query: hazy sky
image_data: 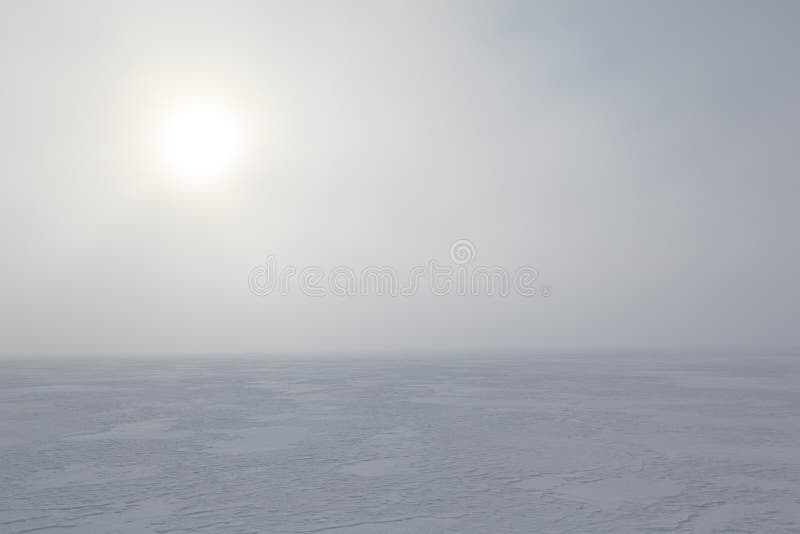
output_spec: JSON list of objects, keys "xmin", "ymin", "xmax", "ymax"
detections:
[{"xmin": 1, "ymin": 1, "xmax": 798, "ymax": 357}]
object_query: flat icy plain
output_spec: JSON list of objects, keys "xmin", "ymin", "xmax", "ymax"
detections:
[{"xmin": 1, "ymin": 353, "xmax": 799, "ymax": 533}]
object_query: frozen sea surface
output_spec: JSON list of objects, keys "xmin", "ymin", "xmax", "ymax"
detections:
[{"xmin": 1, "ymin": 353, "xmax": 799, "ymax": 533}]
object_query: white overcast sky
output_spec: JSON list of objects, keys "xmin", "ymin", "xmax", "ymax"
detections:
[{"xmin": 1, "ymin": 1, "xmax": 798, "ymax": 356}]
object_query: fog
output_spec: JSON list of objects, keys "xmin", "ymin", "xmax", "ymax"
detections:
[{"xmin": 1, "ymin": 0, "xmax": 798, "ymax": 356}]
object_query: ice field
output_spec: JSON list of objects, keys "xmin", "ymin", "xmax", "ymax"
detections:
[{"xmin": 1, "ymin": 353, "xmax": 799, "ymax": 533}]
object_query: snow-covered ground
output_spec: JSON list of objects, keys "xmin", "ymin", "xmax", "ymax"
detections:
[{"xmin": 1, "ymin": 353, "xmax": 799, "ymax": 533}]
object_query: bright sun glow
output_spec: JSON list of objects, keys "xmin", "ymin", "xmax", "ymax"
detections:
[{"xmin": 162, "ymin": 103, "xmax": 240, "ymax": 184}]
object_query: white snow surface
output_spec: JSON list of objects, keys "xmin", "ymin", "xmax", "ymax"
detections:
[{"xmin": 1, "ymin": 353, "xmax": 799, "ymax": 533}]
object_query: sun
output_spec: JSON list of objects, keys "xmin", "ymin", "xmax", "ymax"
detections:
[{"xmin": 161, "ymin": 103, "xmax": 240, "ymax": 184}]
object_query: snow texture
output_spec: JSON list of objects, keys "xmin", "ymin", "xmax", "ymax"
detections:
[{"xmin": 1, "ymin": 353, "xmax": 799, "ymax": 533}]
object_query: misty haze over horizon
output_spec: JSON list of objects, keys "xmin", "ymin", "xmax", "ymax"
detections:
[
  {"xmin": 2, "ymin": 3, "xmax": 800, "ymax": 533},
  {"xmin": 2, "ymin": 0, "xmax": 799, "ymax": 357}
]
